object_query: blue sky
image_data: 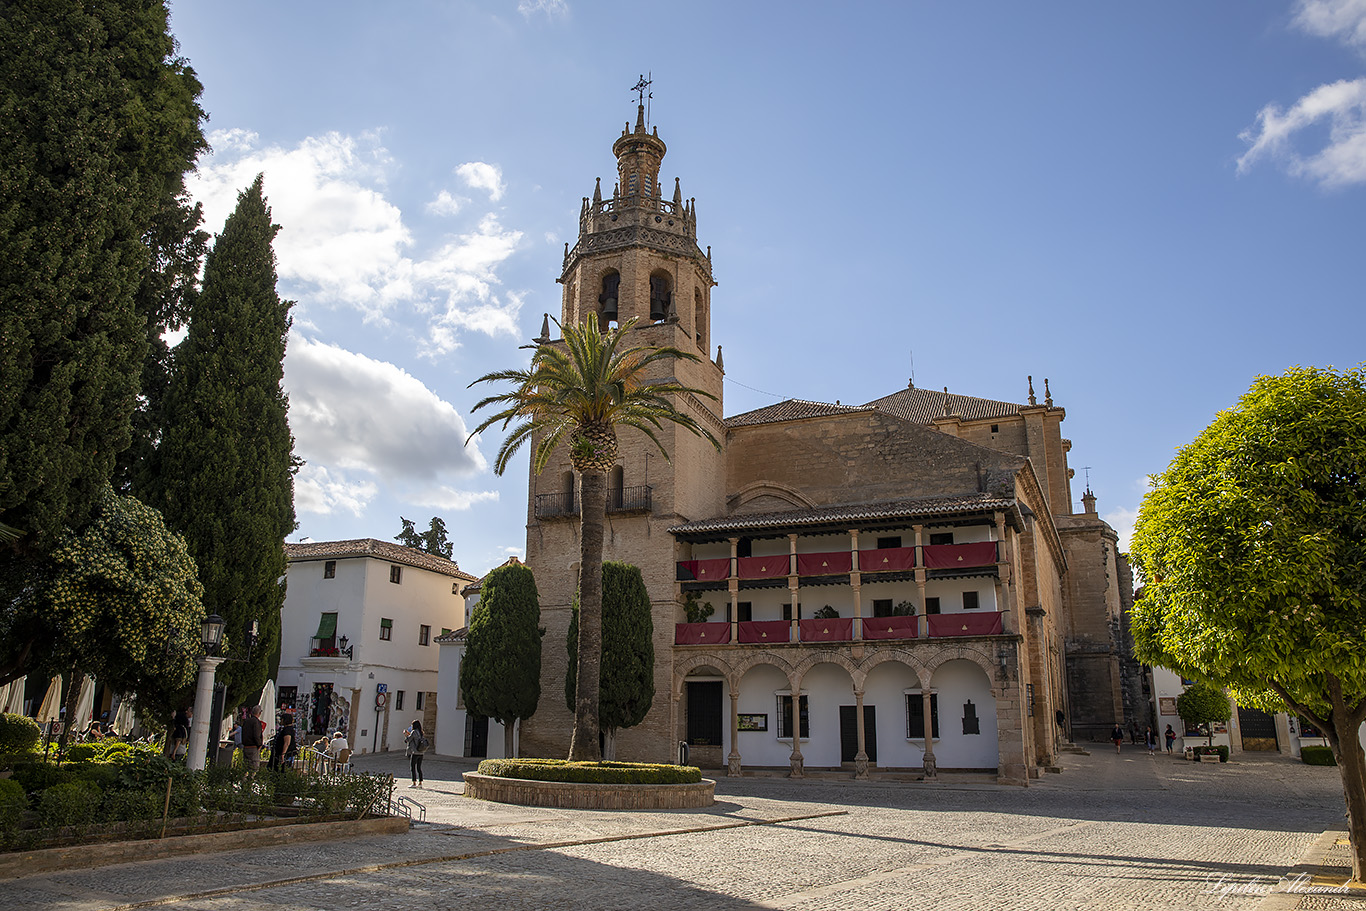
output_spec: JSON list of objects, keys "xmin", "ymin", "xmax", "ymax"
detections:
[{"xmin": 168, "ymin": 1, "xmax": 1366, "ymax": 577}]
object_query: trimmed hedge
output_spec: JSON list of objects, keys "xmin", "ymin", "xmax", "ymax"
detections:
[
  {"xmin": 1302, "ymin": 745, "xmax": 1337, "ymax": 766},
  {"xmin": 0, "ymin": 713, "xmax": 40, "ymax": 755},
  {"xmin": 477, "ymin": 758, "xmax": 702, "ymax": 785},
  {"xmin": 1190, "ymin": 745, "xmax": 1229, "ymax": 762}
]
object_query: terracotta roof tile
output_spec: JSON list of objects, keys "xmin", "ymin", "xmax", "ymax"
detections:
[
  {"xmin": 284, "ymin": 539, "xmax": 478, "ymax": 582},
  {"xmin": 865, "ymin": 386, "xmax": 1023, "ymax": 424},
  {"xmin": 669, "ymin": 493, "xmax": 1017, "ymax": 538},
  {"xmin": 725, "ymin": 399, "xmax": 873, "ymax": 428}
]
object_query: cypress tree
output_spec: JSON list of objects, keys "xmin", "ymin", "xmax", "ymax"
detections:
[
  {"xmin": 460, "ymin": 561, "xmax": 542, "ymax": 757},
  {"xmin": 0, "ymin": 0, "xmax": 206, "ymax": 554},
  {"xmin": 565, "ymin": 562, "xmax": 654, "ymax": 759},
  {"xmin": 154, "ymin": 176, "xmax": 296, "ymax": 704}
]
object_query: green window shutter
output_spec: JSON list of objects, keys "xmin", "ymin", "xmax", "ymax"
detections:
[
  {"xmin": 380, "ymin": 618, "xmax": 393, "ymax": 629},
  {"xmin": 315, "ymin": 612, "xmax": 338, "ymax": 639}
]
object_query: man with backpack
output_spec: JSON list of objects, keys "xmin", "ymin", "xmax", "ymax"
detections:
[{"xmin": 405, "ymin": 720, "xmax": 428, "ymax": 787}]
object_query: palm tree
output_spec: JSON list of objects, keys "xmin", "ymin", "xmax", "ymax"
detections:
[{"xmin": 469, "ymin": 316, "xmax": 720, "ymax": 761}]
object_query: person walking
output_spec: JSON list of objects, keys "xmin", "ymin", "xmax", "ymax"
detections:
[
  {"xmin": 1164, "ymin": 724, "xmax": 1176, "ymax": 754},
  {"xmin": 1110, "ymin": 722, "xmax": 1125, "ymax": 754},
  {"xmin": 1145, "ymin": 726, "xmax": 1157, "ymax": 754},
  {"xmin": 169, "ymin": 707, "xmax": 191, "ymax": 759},
  {"xmin": 405, "ymin": 720, "xmax": 428, "ymax": 787},
  {"xmin": 241, "ymin": 706, "xmax": 265, "ymax": 772}
]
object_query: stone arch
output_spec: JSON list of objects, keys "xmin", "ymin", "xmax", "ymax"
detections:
[
  {"xmin": 727, "ymin": 481, "xmax": 817, "ymax": 515},
  {"xmin": 673, "ymin": 654, "xmax": 735, "ymax": 699},
  {"xmin": 648, "ymin": 268, "xmax": 673, "ymax": 321},
  {"xmin": 792, "ymin": 651, "xmax": 862, "ymax": 691},
  {"xmin": 729, "ymin": 650, "xmax": 797, "ymax": 683},
  {"xmin": 858, "ymin": 648, "xmax": 929, "ymax": 689},
  {"xmin": 923, "ymin": 643, "xmax": 998, "ymax": 689}
]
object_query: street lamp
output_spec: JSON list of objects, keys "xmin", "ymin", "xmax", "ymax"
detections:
[
  {"xmin": 337, "ymin": 634, "xmax": 353, "ymax": 661},
  {"xmin": 186, "ymin": 614, "xmax": 230, "ymax": 771},
  {"xmin": 202, "ymin": 614, "xmax": 225, "ymax": 655}
]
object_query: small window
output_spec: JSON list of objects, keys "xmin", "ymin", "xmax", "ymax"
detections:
[
  {"xmin": 963, "ymin": 591, "xmax": 980, "ymax": 610},
  {"xmin": 876, "ymin": 536, "xmax": 901, "ymax": 549},
  {"xmin": 990, "ymin": 424, "xmax": 999, "ymax": 433},
  {"xmin": 389, "ymin": 565, "xmax": 402, "ymax": 584},
  {"xmin": 777, "ymin": 694, "xmax": 809, "ymax": 739},
  {"xmin": 907, "ymin": 692, "xmax": 940, "ymax": 738},
  {"xmin": 782, "ymin": 603, "xmax": 801, "ymax": 621},
  {"xmin": 379, "ymin": 618, "xmax": 392, "ymax": 641},
  {"xmin": 452, "ymin": 582, "xmax": 460, "ymax": 595},
  {"xmin": 925, "ymin": 597, "xmax": 941, "ymax": 615},
  {"xmin": 323, "ymin": 561, "xmax": 336, "ymax": 579},
  {"xmin": 395, "ymin": 690, "xmax": 405, "ymax": 711},
  {"xmin": 736, "ymin": 537, "xmax": 752, "ymax": 559},
  {"xmin": 872, "ymin": 598, "xmax": 894, "ymax": 618},
  {"xmin": 736, "ymin": 602, "xmax": 752, "ymax": 623},
  {"xmin": 929, "ymin": 532, "xmax": 954, "ymax": 546},
  {"xmin": 419, "ymin": 624, "xmax": 431, "ymax": 646},
  {"xmin": 416, "ymin": 691, "xmax": 425, "ymax": 711}
]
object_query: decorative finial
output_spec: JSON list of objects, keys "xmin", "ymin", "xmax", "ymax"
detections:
[
  {"xmin": 563, "ymin": 241, "xmax": 569, "ymax": 262},
  {"xmin": 632, "ymin": 73, "xmax": 653, "ymax": 107},
  {"xmin": 1044, "ymin": 378, "xmax": 1053, "ymax": 407},
  {"xmin": 1027, "ymin": 375, "xmax": 1036, "ymax": 406},
  {"xmin": 593, "ymin": 177, "xmax": 602, "ymax": 204},
  {"xmin": 673, "ymin": 177, "xmax": 682, "ymax": 205},
  {"xmin": 942, "ymin": 387, "xmax": 953, "ymax": 417},
  {"xmin": 537, "ymin": 313, "xmax": 550, "ymax": 344},
  {"xmin": 715, "ymin": 345, "xmax": 724, "ymax": 374}
]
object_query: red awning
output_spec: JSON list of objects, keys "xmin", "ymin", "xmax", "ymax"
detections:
[
  {"xmin": 798, "ymin": 618, "xmax": 853, "ymax": 642},
  {"xmin": 857, "ymin": 547, "xmax": 916, "ymax": 573},
  {"xmin": 860, "ymin": 615, "xmax": 919, "ymax": 640},
  {"xmin": 927, "ymin": 612, "xmax": 1003, "ymax": 637},
  {"xmin": 675, "ymin": 622, "xmax": 732, "ymax": 645},
  {"xmin": 737, "ymin": 554, "xmax": 790, "ymax": 580},
  {"xmin": 796, "ymin": 552, "xmax": 853, "ymax": 576},
  {"xmin": 922, "ymin": 541, "xmax": 998, "ymax": 570},
  {"xmin": 677, "ymin": 558, "xmax": 732, "ymax": 581}
]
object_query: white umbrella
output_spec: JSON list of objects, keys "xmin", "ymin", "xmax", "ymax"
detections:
[
  {"xmin": 72, "ymin": 675, "xmax": 95, "ymax": 732},
  {"xmin": 36, "ymin": 675, "xmax": 62, "ymax": 725},
  {"xmin": 259, "ymin": 679, "xmax": 276, "ymax": 745},
  {"xmin": 0, "ymin": 682, "xmax": 11, "ymax": 715},
  {"xmin": 3, "ymin": 676, "xmax": 25, "ymax": 715},
  {"xmin": 112, "ymin": 697, "xmax": 136, "ymax": 736}
]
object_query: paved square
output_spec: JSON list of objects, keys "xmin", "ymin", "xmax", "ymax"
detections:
[{"xmin": 3, "ymin": 746, "xmax": 1350, "ymax": 910}]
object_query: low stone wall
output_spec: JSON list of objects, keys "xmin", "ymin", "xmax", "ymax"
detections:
[
  {"xmin": 463, "ymin": 772, "xmax": 715, "ymax": 810},
  {"xmin": 0, "ymin": 815, "xmax": 409, "ymax": 880}
]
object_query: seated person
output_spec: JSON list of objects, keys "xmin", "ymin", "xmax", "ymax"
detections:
[{"xmin": 327, "ymin": 731, "xmax": 349, "ymax": 757}]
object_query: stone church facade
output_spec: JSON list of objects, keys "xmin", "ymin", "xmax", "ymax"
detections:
[{"xmin": 518, "ymin": 106, "xmax": 1135, "ymax": 783}]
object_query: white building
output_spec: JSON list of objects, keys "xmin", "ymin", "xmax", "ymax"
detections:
[
  {"xmin": 433, "ymin": 562, "xmax": 517, "ymax": 760},
  {"xmin": 281, "ymin": 539, "xmax": 476, "ymax": 754}
]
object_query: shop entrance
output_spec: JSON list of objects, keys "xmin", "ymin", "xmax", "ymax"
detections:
[
  {"xmin": 1238, "ymin": 706, "xmax": 1278, "ymax": 751},
  {"xmin": 839, "ymin": 705, "xmax": 877, "ymax": 763}
]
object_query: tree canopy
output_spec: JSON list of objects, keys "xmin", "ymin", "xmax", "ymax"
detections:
[
  {"xmin": 460, "ymin": 561, "xmax": 542, "ymax": 757},
  {"xmin": 0, "ymin": 0, "xmax": 206, "ymax": 554},
  {"xmin": 468, "ymin": 316, "xmax": 718, "ymax": 761},
  {"xmin": 1130, "ymin": 364, "xmax": 1366, "ymax": 876},
  {"xmin": 1174, "ymin": 681, "xmax": 1231, "ymax": 746},
  {"xmin": 151, "ymin": 176, "xmax": 296, "ymax": 706},
  {"xmin": 564, "ymin": 562, "xmax": 655, "ymax": 758},
  {"xmin": 396, "ymin": 516, "xmax": 454, "ymax": 560}
]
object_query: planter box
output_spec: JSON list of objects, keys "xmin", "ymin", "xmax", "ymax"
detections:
[
  {"xmin": 463, "ymin": 772, "xmax": 714, "ymax": 810},
  {"xmin": 1199, "ymin": 753, "xmax": 1222, "ymax": 763}
]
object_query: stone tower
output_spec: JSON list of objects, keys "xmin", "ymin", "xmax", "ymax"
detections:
[{"xmin": 519, "ymin": 106, "xmax": 727, "ymax": 761}]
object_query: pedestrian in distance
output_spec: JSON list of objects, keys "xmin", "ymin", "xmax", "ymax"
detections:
[
  {"xmin": 1145, "ymin": 726, "xmax": 1157, "ymax": 754},
  {"xmin": 240, "ymin": 706, "xmax": 265, "ymax": 772},
  {"xmin": 1111, "ymin": 722, "xmax": 1124, "ymax": 753},
  {"xmin": 405, "ymin": 720, "xmax": 428, "ymax": 787},
  {"xmin": 1165, "ymin": 724, "xmax": 1176, "ymax": 754}
]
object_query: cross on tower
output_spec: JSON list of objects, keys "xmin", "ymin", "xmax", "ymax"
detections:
[{"xmin": 631, "ymin": 74, "xmax": 653, "ymax": 107}]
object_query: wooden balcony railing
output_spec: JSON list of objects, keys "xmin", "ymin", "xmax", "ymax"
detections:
[{"xmin": 674, "ymin": 612, "xmax": 1004, "ymax": 645}]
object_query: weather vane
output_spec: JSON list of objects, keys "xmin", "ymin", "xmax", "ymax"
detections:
[
  {"xmin": 1082, "ymin": 466, "xmax": 1093, "ymax": 490},
  {"xmin": 632, "ymin": 72, "xmax": 653, "ymax": 127}
]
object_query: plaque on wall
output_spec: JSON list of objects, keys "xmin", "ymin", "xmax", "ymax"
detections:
[
  {"xmin": 737, "ymin": 713, "xmax": 768, "ymax": 732},
  {"xmin": 1159, "ymin": 697, "xmax": 1178, "ymax": 716}
]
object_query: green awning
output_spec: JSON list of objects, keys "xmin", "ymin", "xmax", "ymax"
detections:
[
  {"xmin": 380, "ymin": 618, "xmax": 393, "ymax": 629},
  {"xmin": 315, "ymin": 612, "xmax": 337, "ymax": 639}
]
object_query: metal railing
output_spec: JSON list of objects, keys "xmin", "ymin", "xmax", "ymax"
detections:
[
  {"xmin": 535, "ymin": 485, "xmax": 653, "ymax": 518},
  {"xmin": 608, "ymin": 485, "xmax": 652, "ymax": 513}
]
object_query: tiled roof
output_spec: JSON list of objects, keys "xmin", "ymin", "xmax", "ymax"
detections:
[
  {"xmin": 434, "ymin": 627, "xmax": 468, "ymax": 643},
  {"xmin": 865, "ymin": 386, "xmax": 1024, "ymax": 424},
  {"xmin": 285, "ymin": 539, "xmax": 478, "ymax": 581},
  {"xmin": 725, "ymin": 399, "xmax": 873, "ymax": 428},
  {"xmin": 669, "ymin": 493, "xmax": 1018, "ymax": 538}
]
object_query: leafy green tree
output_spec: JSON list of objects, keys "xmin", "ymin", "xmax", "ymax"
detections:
[
  {"xmin": 1174, "ymin": 681, "xmax": 1231, "ymax": 747},
  {"xmin": 0, "ymin": 485, "xmax": 202, "ymax": 711},
  {"xmin": 1130, "ymin": 365, "xmax": 1366, "ymax": 878},
  {"xmin": 151, "ymin": 176, "xmax": 296, "ymax": 706},
  {"xmin": 564, "ymin": 562, "xmax": 655, "ymax": 759},
  {"xmin": 0, "ymin": 0, "xmax": 205, "ymax": 553},
  {"xmin": 469, "ymin": 317, "xmax": 719, "ymax": 761},
  {"xmin": 460, "ymin": 561, "xmax": 542, "ymax": 757},
  {"xmin": 395, "ymin": 516, "xmax": 454, "ymax": 560}
]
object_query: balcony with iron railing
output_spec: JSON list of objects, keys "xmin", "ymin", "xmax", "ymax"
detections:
[
  {"xmin": 534, "ymin": 485, "xmax": 653, "ymax": 520},
  {"xmin": 674, "ymin": 611, "xmax": 1004, "ymax": 647},
  {"xmin": 677, "ymin": 541, "xmax": 1001, "ymax": 583}
]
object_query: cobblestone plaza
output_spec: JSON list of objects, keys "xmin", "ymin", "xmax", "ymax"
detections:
[{"xmin": 4, "ymin": 747, "xmax": 1353, "ymax": 911}]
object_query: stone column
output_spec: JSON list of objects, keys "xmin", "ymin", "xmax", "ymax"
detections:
[
  {"xmin": 914, "ymin": 524, "xmax": 929, "ymax": 638},
  {"xmin": 788, "ymin": 677, "xmax": 805, "ymax": 778},
  {"xmin": 728, "ymin": 536, "xmax": 740, "ymax": 637},
  {"xmin": 921, "ymin": 687, "xmax": 937, "ymax": 780},
  {"xmin": 789, "ymin": 533, "xmax": 800, "ymax": 641},
  {"xmin": 854, "ymin": 689, "xmax": 869, "ymax": 779},
  {"xmin": 186, "ymin": 656, "xmax": 228, "ymax": 771},
  {"xmin": 850, "ymin": 528, "xmax": 863, "ymax": 640},
  {"xmin": 727, "ymin": 688, "xmax": 743, "ymax": 776}
]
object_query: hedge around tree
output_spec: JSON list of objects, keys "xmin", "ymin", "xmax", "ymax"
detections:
[
  {"xmin": 1303, "ymin": 746, "xmax": 1337, "ymax": 766},
  {"xmin": 476, "ymin": 758, "xmax": 701, "ymax": 785},
  {"xmin": 0, "ymin": 713, "xmax": 40, "ymax": 755}
]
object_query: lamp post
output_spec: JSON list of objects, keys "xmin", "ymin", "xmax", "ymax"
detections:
[{"xmin": 186, "ymin": 614, "xmax": 227, "ymax": 772}]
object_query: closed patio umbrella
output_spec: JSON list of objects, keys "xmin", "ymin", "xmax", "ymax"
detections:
[
  {"xmin": 112, "ymin": 697, "xmax": 136, "ymax": 736},
  {"xmin": 259, "ymin": 679, "xmax": 276, "ymax": 745},
  {"xmin": 2, "ymin": 676, "xmax": 23, "ymax": 715},
  {"xmin": 36, "ymin": 675, "xmax": 62, "ymax": 726},
  {"xmin": 72, "ymin": 675, "xmax": 95, "ymax": 733}
]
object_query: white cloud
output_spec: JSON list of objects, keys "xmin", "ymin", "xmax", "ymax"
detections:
[
  {"xmin": 189, "ymin": 131, "xmax": 526, "ymax": 345},
  {"xmin": 410, "ymin": 487, "xmax": 501, "ymax": 511},
  {"xmin": 518, "ymin": 0, "xmax": 568, "ymax": 19},
  {"xmin": 1102, "ymin": 505, "xmax": 1139, "ymax": 555},
  {"xmin": 1294, "ymin": 0, "xmax": 1366, "ymax": 49},
  {"xmin": 426, "ymin": 190, "xmax": 465, "ymax": 216},
  {"xmin": 456, "ymin": 162, "xmax": 505, "ymax": 201},
  {"xmin": 285, "ymin": 334, "xmax": 492, "ymax": 515},
  {"xmin": 1237, "ymin": 78, "xmax": 1366, "ymax": 187}
]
